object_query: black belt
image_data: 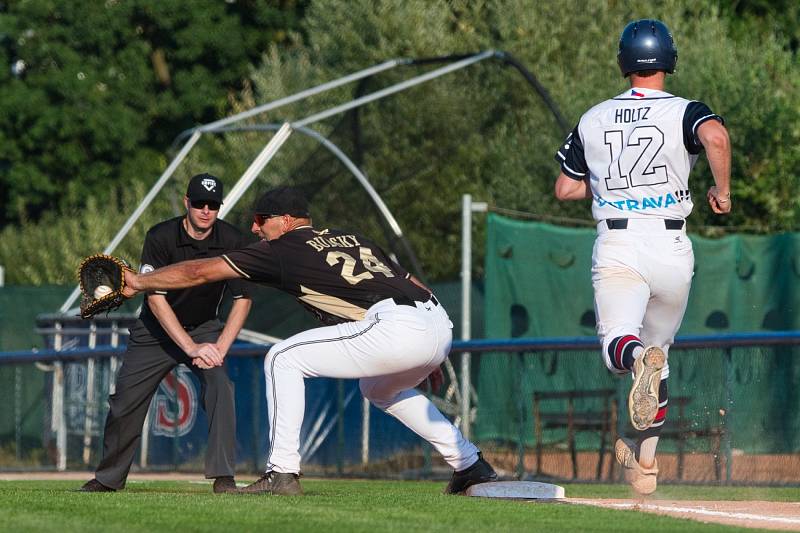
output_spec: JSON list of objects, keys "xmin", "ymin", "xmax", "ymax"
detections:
[
  {"xmin": 606, "ymin": 218, "xmax": 684, "ymax": 230},
  {"xmin": 392, "ymin": 294, "xmax": 439, "ymax": 307}
]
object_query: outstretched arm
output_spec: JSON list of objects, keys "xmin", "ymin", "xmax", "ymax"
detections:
[{"xmin": 124, "ymin": 257, "xmax": 240, "ymax": 297}]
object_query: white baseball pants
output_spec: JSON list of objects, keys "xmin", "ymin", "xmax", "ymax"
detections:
[
  {"xmin": 592, "ymin": 218, "xmax": 695, "ymax": 377},
  {"xmin": 263, "ymin": 297, "xmax": 479, "ymax": 474}
]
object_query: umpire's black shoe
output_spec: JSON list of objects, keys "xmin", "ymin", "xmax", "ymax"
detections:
[
  {"xmin": 78, "ymin": 478, "xmax": 115, "ymax": 492},
  {"xmin": 239, "ymin": 471, "xmax": 303, "ymax": 496},
  {"xmin": 444, "ymin": 453, "xmax": 498, "ymax": 495},
  {"xmin": 212, "ymin": 476, "xmax": 238, "ymax": 494}
]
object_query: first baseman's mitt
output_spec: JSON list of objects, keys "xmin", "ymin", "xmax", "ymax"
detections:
[{"xmin": 77, "ymin": 254, "xmax": 131, "ymax": 319}]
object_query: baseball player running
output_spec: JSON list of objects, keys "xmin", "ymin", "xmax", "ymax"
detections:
[
  {"xmin": 118, "ymin": 186, "xmax": 497, "ymax": 495},
  {"xmin": 554, "ymin": 19, "xmax": 731, "ymax": 494}
]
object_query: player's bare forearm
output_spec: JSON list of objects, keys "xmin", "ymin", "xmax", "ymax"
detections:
[
  {"xmin": 147, "ymin": 294, "xmax": 196, "ymax": 353},
  {"xmin": 148, "ymin": 293, "xmax": 223, "ymax": 367},
  {"xmin": 215, "ymin": 297, "xmax": 252, "ymax": 356},
  {"xmin": 554, "ymin": 172, "xmax": 591, "ymax": 200},
  {"xmin": 126, "ymin": 257, "xmax": 239, "ymax": 295},
  {"xmin": 698, "ymin": 120, "xmax": 732, "ymax": 213}
]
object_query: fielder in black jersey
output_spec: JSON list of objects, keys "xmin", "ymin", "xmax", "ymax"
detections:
[
  {"xmin": 222, "ymin": 227, "xmax": 430, "ymax": 325},
  {"xmin": 79, "ymin": 174, "xmax": 253, "ymax": 495},
  {"xmin": 119, "ymin": 186, "xmax": 497, "ymax": 495}
]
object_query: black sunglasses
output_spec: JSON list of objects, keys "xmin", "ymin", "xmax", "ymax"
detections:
[
  {"xmin": 253, "ymin": 213, "xmax": 281, "ymax": 225},
  {"xmin": 190, "ymin": 200, "xmax": 221, "ymax": 211}
]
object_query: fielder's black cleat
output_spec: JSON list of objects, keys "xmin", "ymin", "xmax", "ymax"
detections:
[
  {"xmin": 212, "ymin": 476, "xmax": 238, "ymax": 494},
  {"xmin": 77, "ymin": 478, "xmax": 115, "ymax": 492},
  {"xmin": 239, "ymin": 471, "xmax": 303, "ymax": 496},
  {"xmin": 444, "ymin": 453, "xmax": 498, "ymax": 495}
]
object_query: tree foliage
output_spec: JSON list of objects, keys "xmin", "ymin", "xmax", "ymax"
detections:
[
  {"xmin": 1, "ymin": 0, "xmax": 799, "ymax": 284},
  {"xmin": 0, "ymin": 0, "xmax": 306, "ymax": 224},
  {"xmin": 240, "ymin": 0, "xmax": 799, "ymax": 279}
]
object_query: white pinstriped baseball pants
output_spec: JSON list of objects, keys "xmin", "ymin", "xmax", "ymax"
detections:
[
  {"xmin": 263, "ymin": 298, "xmax": 479, "ymax": 474},
  {"xmin": 593, "ymin": 218, "xmax": 695, "ymax": 379}
]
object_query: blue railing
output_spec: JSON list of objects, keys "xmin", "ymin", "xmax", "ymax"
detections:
[{"xmin": 4, "ymin": 331, "xmax": 800, "ymax": 364}]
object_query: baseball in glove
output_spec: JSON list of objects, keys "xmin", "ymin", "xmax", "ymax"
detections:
[{"xmin": 77, "ymin": 254, "xmax": 132, "ymax": 319}]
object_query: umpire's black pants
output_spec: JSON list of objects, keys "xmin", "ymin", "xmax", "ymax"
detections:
[{"xmin": 95, "ymin": 324, "xmax": 236, "ymax": 489}]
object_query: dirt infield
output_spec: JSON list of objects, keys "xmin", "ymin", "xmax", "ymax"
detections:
[{"xmin": 568, "ymin": 498, "xmax": 800, "ymax": 531}]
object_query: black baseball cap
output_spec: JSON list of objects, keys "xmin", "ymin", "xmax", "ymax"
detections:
[
  {"xmin": 254, "ymin": 186, "xmax": 310, "ymax": 218},
  {"xmin": 186, "ymin": 173, "xmax": 224, "ymax": 204}
]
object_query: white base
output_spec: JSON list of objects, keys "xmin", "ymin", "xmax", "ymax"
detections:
[{"xmin": 465, "ymin": 481, "xmax": 565, "ymax": 500}]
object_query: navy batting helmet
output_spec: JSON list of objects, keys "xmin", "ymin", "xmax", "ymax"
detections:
[{"xmin": 617, "ymin": 19, "xmax": 677, "ymax": 77}]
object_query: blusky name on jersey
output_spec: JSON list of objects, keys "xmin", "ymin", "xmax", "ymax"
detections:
[
  {"xmin": 306, "ymin": 234, "xmax": 362, "ymax": 252},
  {"xmin": 596, "ymin": 189, "xmax": 690, "ymax": 211}
]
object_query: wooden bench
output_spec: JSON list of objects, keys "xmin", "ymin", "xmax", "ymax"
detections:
[
  {"xmin": 533, "ymin": 389, "xmax": 618, "ymax": 480},
  {"xmin": 659, "ymin": 396, "xmax": 725, "ymax": 481}
]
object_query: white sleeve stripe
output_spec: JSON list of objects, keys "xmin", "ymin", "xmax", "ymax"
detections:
[
  {"xmin": 232, "ymin": 294, "xmax": 244, "ymax": 299},
  {"xmin": 692, "ymin": 114, "xmax": 719, "ymax": 135},
  {"xmin": 556, "ymin": 151, "xmax": 566, "ymax": 161},
  {"xmin": 222, "ymin": 254, "xmax": 250, "ymax": 279},
  {"xmin": 563, "ymin": 162, "xmax": 586, "ymax": 176},
  {"xmin": 154, "ymin": 290, "xmax": 167, "ymax": 295}
]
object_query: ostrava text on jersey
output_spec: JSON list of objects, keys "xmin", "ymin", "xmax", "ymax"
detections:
[
  {"xmin": 222, "ymin": 226, "xmax": 430, "ymax": 324},
  {"xmin": 555, "ymin": 87, "xmax": 724, "ymax": 221}
]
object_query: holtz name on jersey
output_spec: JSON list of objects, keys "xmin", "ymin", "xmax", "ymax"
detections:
[{"xmin": 555, "ymin": 87, "xmax": 723, "ymax": 222}]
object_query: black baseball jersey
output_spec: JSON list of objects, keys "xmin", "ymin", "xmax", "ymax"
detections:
[
  {"xmin": 222, "ymin": 226, "xmax": 430, "ymax": 324},
  {"xmin": 134, "ymin": 216, "xmax": 251, "ymax": 341},
  {"xmin": 555, "ymin": 88, "xmax": 724, "ymax": 221}
]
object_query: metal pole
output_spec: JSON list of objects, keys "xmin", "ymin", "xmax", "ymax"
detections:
[
  {"xmin": 109, "ymin": 321, "xmax": 119, "ymax": 395},
  {"xmin": 172, "ymin": 370, "xmax": 179, "ymax": 470},
  {"xmin": 252, "ymin": 357, "xmax": 261, "ymax": 473},
  {"xmin": 361, "ymin": 397, "xmax": 370, "ymax": 466},
  {"xmin": 293, "ymin": 126, "xmax": 404, "ymax": 236},
  {"xmin": 723, "ymin": 347, "xmax": 734, "ymax": 483},
  {"xmin": 14, "ymin": 366, "xmax": 21, "ymax": 461},
  {"xmin": 53, "ymin": 321, "xmax": 67, "ymax": 471},
  {"xmin": 140, "ymin": 405, "xmax": 151, "ymax": 469},
  {"xmin": 199, "ymin": 60, "xmax": 404, "ymax": 132},
  {"xmin": 460, "ymin": 195, "xmax": 473, "ymax": 438},
  {"xmin": 516, "ymin": 352, "xmax": 526, "ymax": 479},
  {"xmin": 460, "ymin": 195, "xmax": 488, "ymax": 439},
  {"xmin": 337, "ymin": 380, "xmax": 345, "ymax": 475},
  {"xmin": 82, "ymin": 322, "xmax": 97, "ymax": 465},
  {"xmin": 59, "ymin": 131, "xmax": 203, "ymax": 313},
  {"xmin": 218, "ymin": 122, "xmax": 293, "ymax": 220},
  {"xmin": 293, "ymin": 51, "xmax": 495, "ymax": 129}
]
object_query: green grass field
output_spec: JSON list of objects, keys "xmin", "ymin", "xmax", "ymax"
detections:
[{"xmin": 1, "ymin": 479, "xmax": 797, "ymax": 532}]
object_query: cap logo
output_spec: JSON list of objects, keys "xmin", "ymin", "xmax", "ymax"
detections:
[{"xmin": 201, "ymin": 178, "xmax": 217, "ymax": 192}]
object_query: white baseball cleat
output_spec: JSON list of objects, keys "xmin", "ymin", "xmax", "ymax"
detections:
[
  {"xmin": 615, "ymin": 437, "xmax": 658, "ymax": 495},
  {"xmin": 629, "ymin": 346, "xmax": 665, "ymax": 430}
]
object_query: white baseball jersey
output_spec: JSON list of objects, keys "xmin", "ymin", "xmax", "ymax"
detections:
[{"xmin": 555, "ymin": 87, "xmax": 723, "ymax": 221}]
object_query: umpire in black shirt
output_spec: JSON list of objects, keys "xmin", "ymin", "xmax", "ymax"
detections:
[{"xmin": 80, "ymin": 173, "xmax": 252, "ymax": 494}]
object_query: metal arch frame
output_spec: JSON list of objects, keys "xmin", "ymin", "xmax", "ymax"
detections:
[
  {"xmin": 207, "ymin": 122, "xmax": 408, "ymax": 243},
  {"xmin": 59, "ymin": 51, "xmax": 502, "ymax": 313},
  {"xmin": 58, "ymin": 49, "xmax": 568, "ymax": 312},
  {"xmin": 51, "ymin": 49, "xmax": 569, "ymax": 449}
]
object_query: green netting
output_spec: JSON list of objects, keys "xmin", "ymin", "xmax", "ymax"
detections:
[{"xmin": 476, "ymin": 214, "xmax": 800, "ymax": 459}]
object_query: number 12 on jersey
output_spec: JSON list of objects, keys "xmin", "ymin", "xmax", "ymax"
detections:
[
  {"xmin": 326, "ymin": 247, "xmax": 395, "ymax": 285},
  {"xmin": 604, "ymin": 125, "xmax": 669, "ymax": 190}
]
